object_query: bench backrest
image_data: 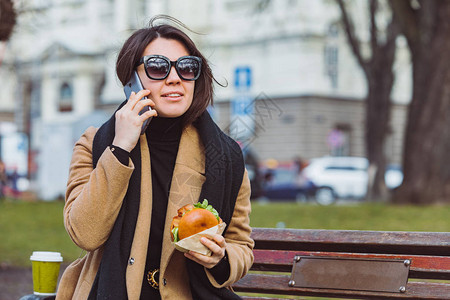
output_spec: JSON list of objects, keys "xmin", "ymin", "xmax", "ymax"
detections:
[{"xmin": 234, "ymin": 228, "xmax": 450, "ymax": 299}]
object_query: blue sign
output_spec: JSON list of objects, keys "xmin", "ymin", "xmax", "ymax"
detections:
[
  {"xmin": 234, "ymin": 66, "xmax": 252, "ymax": 90},
  {"xmin": 232, "ymin": 95, "xmax": 253, "ymax": 116}
]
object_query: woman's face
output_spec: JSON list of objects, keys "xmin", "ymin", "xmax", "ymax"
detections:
[{"xmin": 137, "ymin": 38, "xmax": 195, "ymax": 118}]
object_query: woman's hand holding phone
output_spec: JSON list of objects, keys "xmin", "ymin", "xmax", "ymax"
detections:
[{"xmin": 112, "ymin": 90, "xmax": 157, "ymax": 152}]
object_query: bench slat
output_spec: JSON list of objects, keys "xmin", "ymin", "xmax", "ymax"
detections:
[
  {"xmin": 252, "ymin": 228, "xmax": 450, "ymax": 256},
  {"xmin": 251, "ymin": 249, "xmax": 450, "ymax": 279},
  {"xmin": 234, "ymin": 273, "xmax": 450, "ymax": 299}
]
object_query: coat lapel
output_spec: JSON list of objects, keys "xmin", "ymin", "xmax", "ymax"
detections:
[
  {"xmin": 126, "ymin": 133, "xmax": 153, "ymax": 300},
  {"xmin": 160, "ymin": 125, "xmax": 206, "ymax": 273}
]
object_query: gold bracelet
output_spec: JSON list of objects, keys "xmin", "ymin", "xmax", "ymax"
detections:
[{"xmin": 147, "ymin": 269, "xmax": 160, "ymax": 290}]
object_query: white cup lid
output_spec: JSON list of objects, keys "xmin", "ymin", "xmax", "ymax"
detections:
[{"xmin": 30, "ymin": 251, "xmax": 63, "ymax": 262}]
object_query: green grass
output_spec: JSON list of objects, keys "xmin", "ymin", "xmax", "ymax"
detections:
[
  {"xmin": 1, "ymin": 199, "xmax": 449, "ymax": 267},
  {"xmin": 0, "ymin": 199, "xmax": 80, "ymax": 267},
  {"xmin": 250, "ymin": 201, "xmax": 450, "ymax": 231}
]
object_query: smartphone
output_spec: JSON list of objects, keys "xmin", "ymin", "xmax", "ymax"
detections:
[{"xmin": 124, "ymin": 71, "xmax": 152, "ymax": 134}]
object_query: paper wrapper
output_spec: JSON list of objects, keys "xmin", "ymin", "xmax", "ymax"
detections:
[{"xmin": 173, "ymin": 222, "xmax": 226, "ymax": 256}]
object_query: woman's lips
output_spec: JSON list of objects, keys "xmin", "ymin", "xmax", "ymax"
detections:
[{"xmin": 162, "ymin": 92, "xmax": 183, "ymax": 101}]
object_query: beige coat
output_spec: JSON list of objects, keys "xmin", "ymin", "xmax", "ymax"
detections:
[{"xmin": 56, "ymin": 124, "xmax": 254, "ymax": 300}]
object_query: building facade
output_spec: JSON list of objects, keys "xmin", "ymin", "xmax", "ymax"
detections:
[{"xmin": 0, "ymin": 0, "xmax": 411, "ymax": 199}]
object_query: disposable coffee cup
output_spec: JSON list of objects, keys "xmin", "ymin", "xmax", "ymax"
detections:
[{"xmin": 30, "ymin": 251, "xmax": 63, "ymax": 296}]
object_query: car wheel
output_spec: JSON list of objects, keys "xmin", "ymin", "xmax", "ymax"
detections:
[{"xmin": 315, "ymin": 187, "xmax": 336, "ymax": 205}]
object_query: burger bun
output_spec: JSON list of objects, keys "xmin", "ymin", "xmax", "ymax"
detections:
[{"xmin": 178, "ymin": 208, "xmax": 219, "ymax": 240}]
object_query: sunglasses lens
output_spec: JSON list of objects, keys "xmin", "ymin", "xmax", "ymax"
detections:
[
  {"xmin": 177, "ymin": 57, "xmax": 200, "ymax": 80},
  {"xmin": 146, "ymin": 57, "xmax": 169, "ymax": 79}
]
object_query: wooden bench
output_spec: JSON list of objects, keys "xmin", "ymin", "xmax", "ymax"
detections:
[{"xmin": 233, "ymin": 228, "xmax": 450, "ymax": 299}]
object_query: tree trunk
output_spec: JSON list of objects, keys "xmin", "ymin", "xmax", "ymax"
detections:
[
  {"xmin": 365, "ymin": 52, "xmax": 395, "ymax": 200},
  {"xmin": 393, "ymin": 2, "xmax": 450, "ymax": 204}
]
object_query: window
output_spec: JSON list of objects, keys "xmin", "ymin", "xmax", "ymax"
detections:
[{"xmin": 59, "ymin": 82, "xmax": 73, "ymax": 112}]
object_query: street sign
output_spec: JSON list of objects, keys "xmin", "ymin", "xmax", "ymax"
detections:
[
  {"xmin": 231, "ymin": 66, "xmax": 254, "ymax": 144},
  {"xmin": 233, "ymin": 66, "xmax": 253, "ymax": 116},
  {"xmin": 234, "ymin": 66, "xmax": 252, "ymax": 91}
]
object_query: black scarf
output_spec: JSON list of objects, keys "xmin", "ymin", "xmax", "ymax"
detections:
[{"xmin": 88, "ymin": 102, "xmax": 244, "ymax": 300}]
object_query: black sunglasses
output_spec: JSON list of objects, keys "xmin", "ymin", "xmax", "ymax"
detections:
[{"xmin": 137, "ymin": 55, "xmax": 202, "ymax": 81}]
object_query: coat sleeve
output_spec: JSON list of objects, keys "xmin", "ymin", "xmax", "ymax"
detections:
[
  {"xmin": 64, "ymin": 127, "xmax": 135, "ymax": 251},
  {"xmin": 205, "ymin": 169, "xmax": 255, "ymax": 288}
]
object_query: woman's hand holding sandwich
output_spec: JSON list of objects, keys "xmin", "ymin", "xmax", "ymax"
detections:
[{"xmin": 184, "ymin": 234, "xmax": 226, "ymax": 269}]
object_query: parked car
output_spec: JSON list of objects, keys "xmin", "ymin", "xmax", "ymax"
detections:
[
  {"xmin": 303, "ymin": 156, "xmax": 403, "ymax": 205},
  {"xmin": 260, "ymin": 165, "xmax": 317, "ymax": 202},
  {"xmin": 303, "ymin": 156, "xmax": 367, "ymax": 205}
]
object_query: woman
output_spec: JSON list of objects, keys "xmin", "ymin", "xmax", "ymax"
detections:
[{"xmin": 56, "ymin": 16, "xmax": 254, "ymax": 300}]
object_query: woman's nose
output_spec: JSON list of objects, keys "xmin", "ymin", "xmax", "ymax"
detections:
[{"xmin": 165, "ymin": 66, "xmax": 181, "ymax": 84}]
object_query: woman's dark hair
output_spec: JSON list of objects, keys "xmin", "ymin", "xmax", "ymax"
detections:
[{"xmin": 116, "ymin": 15, "xmax": 215, "ymax": 126}]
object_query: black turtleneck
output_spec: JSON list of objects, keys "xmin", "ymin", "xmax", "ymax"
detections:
[{"xmin": 141, "ymin": 116, "xmax": 182, "ymax": 299}]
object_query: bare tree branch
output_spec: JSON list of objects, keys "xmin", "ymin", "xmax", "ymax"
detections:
[
  {"xmin": 369, "ymin": 0, "xmax": 379, "ymax": 60},
  {"xmin": 384, "ymin": 12, "xmax": 399, "ymax": 51},
  {"xmin": 336, "ymin": 0, "xmax": 368, "ymax": 73},
  {"xmin": 389, "ymin": 0, "xmax": 419, "ymax": 47}
]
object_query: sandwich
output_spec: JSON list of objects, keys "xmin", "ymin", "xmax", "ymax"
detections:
[{"xmin": 171, "ymin": 199, "xmax": 222, "ymax": 243}]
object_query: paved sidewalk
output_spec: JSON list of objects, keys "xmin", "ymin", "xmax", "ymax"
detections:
[
  {"xmin": 0, "ymin": 265, "xmax": 67, "ymax": 300},
  {"xmin": 0, "ymin": 266, "xmax": 33, "ymax": 300}
]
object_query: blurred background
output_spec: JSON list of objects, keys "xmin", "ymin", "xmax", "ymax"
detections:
[
  {"xmin": 1, "ymin": 0, "xmax": 450, "ymax": 298},
  {"xmin": 0, "ymin": 0, "xmax": 426, "ymax": 203}
]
